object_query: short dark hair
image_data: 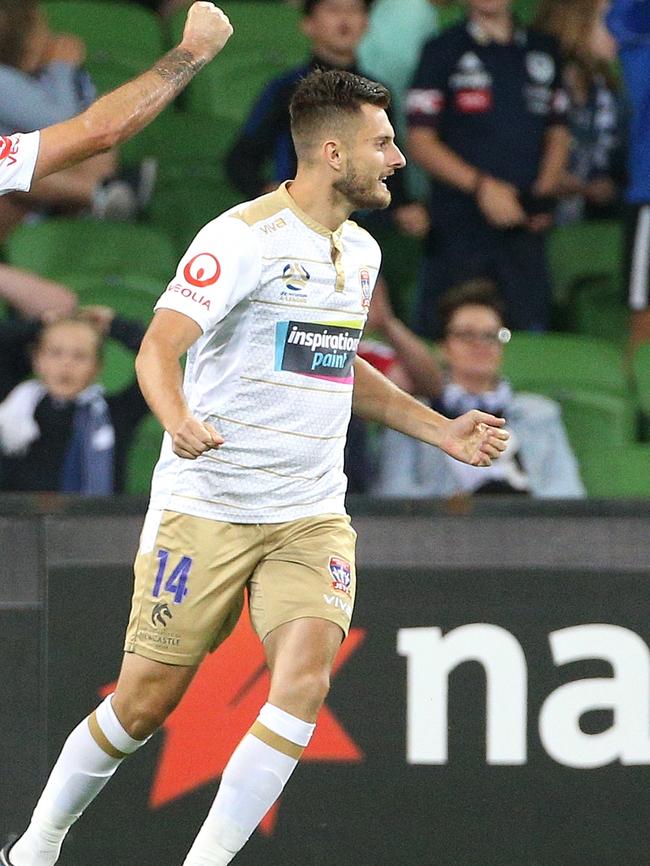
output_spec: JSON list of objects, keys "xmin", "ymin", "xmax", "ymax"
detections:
[
  {"xmin": 438, "ymin": 278, "xmax": 506, "ymax": 337},
  {"xmin": 290, "ymin": 69, "xmax": 390, "ymax": 157},
  {"xmin": 302, "ymin": 0, "xmax": 371, "ymax": 16}
]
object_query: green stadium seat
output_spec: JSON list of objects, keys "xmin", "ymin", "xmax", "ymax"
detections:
[
  {"xmin": 125, "ymin": 414, "xmax": 164, "ymax": 494},
  {"xmin": 578, "ymin": 444, "xmax": 650, "ymax": 497},
  {"xmin": 3, "ymin": 219, "xmax": 177, "ymax": 283},
  {"xmin": 169, "ymin": 2, "xmax": 309, "ymax": 122},
  {"xmin": 147, "ymin": 176, "xmax": 241, "ymax": 258},
  {"xmin": 43, "ymin": 1, "xmax": 163, "ymax": 93},
  {"xmin": 502, "ymin": 331, "xmax": 629, "ymax": 398},
  {"xmin": 514, "ymin": 0, "xmax": 539, "ymax": 24},
  {"xmin": 570, "ymin": 275, "xmax": 628, "ymax": 348},
  {"xmin": 546, "ymin": 220, "xmax": 624, "ymax": 307},
  {"xmin": 371, "ymin": 225, "xmax": 423, "ymax": 322},
  {"xmin": 632, "ymin": 342, "xmax": 650, "ymax": 438},
  {"xmin": 120, "ymin": 110, "xmax": 239, "ymax": 183},
  {"xmin": 437, "ymin": 2, "xmax": 464, "ymax": 30},
  {"xmin": 556, "ymin": 390, "xmax": 637, "ymax": 457}
]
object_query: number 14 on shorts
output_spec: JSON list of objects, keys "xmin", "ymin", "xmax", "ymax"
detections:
[{"xmin": 152, "ymin": 549, "xmax": 192, "ymax": 604}]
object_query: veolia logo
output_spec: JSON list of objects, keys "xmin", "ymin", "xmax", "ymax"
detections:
[{"xmin": 398, "ymin": 623, "xmax": 650, "ymax": 769}]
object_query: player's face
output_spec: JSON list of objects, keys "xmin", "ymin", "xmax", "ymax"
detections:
[
  {"xmin": 443, "ymin": 305, "xmax": 504, "ymax": 384},
  {"xmin": 302, "ymin": 0, "xmax": 368, "ymax": 59},
  {"xmin": 33, "ymin": 321, "xmax": 101, "ymax": 402},
  {"xmin": 333, "ymin": 104, "xmax": 406, "ymax": 211}
]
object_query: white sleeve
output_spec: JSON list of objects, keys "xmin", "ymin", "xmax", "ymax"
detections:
[
  {"xmin": 0, "ymin": 131, "xmax": 40, "ymax": 196},
  {"xmin": 154, "ymin": 216, "xmax": 262, "ymax": 333}
]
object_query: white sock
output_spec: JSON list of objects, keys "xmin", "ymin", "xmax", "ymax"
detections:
[
  {"xmin": 10, "ymin": 695, "xmax": 146, "ymax": 866},
  {"xmin": 183, "ymin": 703, "xmax": 315, "ymax": 866}
]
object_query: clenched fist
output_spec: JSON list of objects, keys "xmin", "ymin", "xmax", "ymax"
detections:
[{"xmin": 181, "ymin": 2, "xmax": 233, "ymax": 64}]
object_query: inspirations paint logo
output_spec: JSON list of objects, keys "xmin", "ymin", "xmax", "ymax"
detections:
[{"xmin": 275, "ymin": 320, "xmax": 362, "ymax": 384}]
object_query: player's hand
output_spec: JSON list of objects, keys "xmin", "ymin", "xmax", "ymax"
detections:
[
  {"xmin": 180, "ymin": 2, "xmax": 233, "ymax": 64},
  {"xmin": 439, "ymin": 410, "xmax": 510, "ymax": 467},
  {"xmin": 171, "ymin": 415, "xmax": 224, "ymax": 459},
  {"xmin": 476, "ymin": 177, "xmax": 527, "ymax": 228}
]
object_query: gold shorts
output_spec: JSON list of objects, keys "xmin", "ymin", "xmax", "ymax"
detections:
[{"xmin": 124, "ymin": 509, "xmax": 357, "ymax": 665}]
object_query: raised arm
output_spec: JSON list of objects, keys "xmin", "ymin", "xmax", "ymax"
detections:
[
  {"xmin": 34, "ymin": 2, "xmax": 232, "ymax": 180},
  {"xmin": 352, "ymin": 355, "xmax": 509, "ymax": 467},
  {"xmin": 135, "ymin": 308, "xmax": 223, "ymax": 459}
]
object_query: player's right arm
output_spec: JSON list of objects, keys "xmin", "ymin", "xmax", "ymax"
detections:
[
  {"xmin": 136, "ymin": 309, "xmax": 223, "ymax": 459},
  {"xmin": 33, "ymin": 2, "xmax": 232, "ymax": 181},
  {"xmin": 136, "ymin": 214, "xmax": 261, "ymax": 459}
]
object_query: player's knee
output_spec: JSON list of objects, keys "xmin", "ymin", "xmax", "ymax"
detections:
[
  {"xmin": 113, "ymin": 689, "xmax": 181, "ymax": 740},
  {"xmin": 289, "ymin": 667, "xmax": 331, "ymax": 716}
]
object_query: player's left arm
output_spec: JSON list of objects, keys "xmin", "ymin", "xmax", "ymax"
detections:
[{"xmin": 351, "ymin": 356, "xmax": 509, "ymax": 467}]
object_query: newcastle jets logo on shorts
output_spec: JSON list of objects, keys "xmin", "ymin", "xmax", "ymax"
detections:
[
  {"xmin": 329, "ymin": 556, "xmax": 352, "ymax": 597},
  {"xmin": 152, "ymin": 602, "xmax": 173, "ymax": 628}
]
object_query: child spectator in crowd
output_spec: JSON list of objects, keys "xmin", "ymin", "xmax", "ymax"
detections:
[
  {"xmin": 0, "ymin": 307, "xmax": 149, "ymax": 495},
  {"xmin": 406, "ymin": 0, "xmax": 570, "ymax": 337},
  {"xmin": 225, "ymin": 0, "xmax": 429, "ymax": 239},
  {"xmin": 367, "ymin": 279, "xmax": 585, "ymax": 498},
  {"xmin": 534, "ymin": 0, "xmax": 626, "ymax": 225}
]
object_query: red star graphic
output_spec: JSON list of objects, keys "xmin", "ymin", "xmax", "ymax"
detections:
[{"xmin": 100, "ymin": 611, "xmax": 365, "ymax": 836}]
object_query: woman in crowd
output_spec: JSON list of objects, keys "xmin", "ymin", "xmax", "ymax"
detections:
[{"xmin": 534, "ymin": 0, "xmax": 626, "ymax": 224}]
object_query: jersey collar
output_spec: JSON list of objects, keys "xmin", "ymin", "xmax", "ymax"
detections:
[{"xmin": 278, "ymin": 181, "xmax": 344, "ymax": 239}]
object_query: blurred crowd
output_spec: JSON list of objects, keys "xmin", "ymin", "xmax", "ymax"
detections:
[{"xmin": 0, "ymin": 0, "xmax": 648, "ymax": 499}]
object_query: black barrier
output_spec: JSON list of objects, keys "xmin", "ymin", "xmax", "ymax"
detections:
[{"xmin": 1, "ymin": 497, "xmax": 650, "ymax": 866}]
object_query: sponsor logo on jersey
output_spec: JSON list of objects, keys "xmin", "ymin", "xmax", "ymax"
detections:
[
  {"xmin": 275, "ymin": 320, "xmax": 362, "ymax": 383},
  {"xmin": 359, "ymin": 268, "xmax": 372, "ymax": 310},
  {"xmin": 183, "ymin": 252, "xmax": 221, "ymax": 288},
  {"xmin": 282, "ymin": 261, "xmax": 310, "ymax": 291},
  {"xmin": 526, "ymin": 51, "xmax": 555, "ymax": 85},
  {"xmin": 455, "ymin": 88, "xmax": 493, "ymax": 113},
  {"xmin": 167, "ymin": 282, "xmax": 212, "ymax": 310},
  {"xmin": 260, "ymin": 216, "xmax": 287, "ymax": 235},
  {"xmin": 329, "ymin": 556, "xmax": 352, "ymax": 596},
  {"xmin": 0, "ymin": 134, "xmax": 18, "ymax": 165}
]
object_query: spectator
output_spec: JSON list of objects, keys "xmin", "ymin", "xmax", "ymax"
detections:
[
  {"xmin": 0, "ymin": 263, "xmax": 76, "ymax": 401},
  {"xmin": 535, "ymin": 0, "xmax": 626, "ymax": 225},
  {"xmin": 225, "ymin": 0, "xmax": 429, "ymax": 238},
  {"xmin": 606, "ymin": 0, "xmax": 650, "ymax": 353},
  {"xmin": 0, "ymin": 308, "xmax": 149, "ymax": 494},
  {"xmin": 0, "ymin": 0, "xmax": 153, "ymax": 232},
  {"xmin": 406, "ymin": 0, "xmax": 570, "ymax": 337},
  {"xmin": 371, "ymin": 279, "xmax": 585, "ymax": 498}
]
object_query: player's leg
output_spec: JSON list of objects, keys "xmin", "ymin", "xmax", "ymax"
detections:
[
  {"xmin": 7, "ymin": 653, "xmax": 197, "ymax": 866},
  {"xmin": 183, "ymin": 514, "xmax": 356, "ymax": 866}
]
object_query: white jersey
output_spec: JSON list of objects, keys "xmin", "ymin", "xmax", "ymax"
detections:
[
  {"xmin": 150, "ymin": 182, "xmax": 381, "ymax": 523},
  {"xmin": 0, "ymin": 132, "xmax": 39, "ymax": 195}
]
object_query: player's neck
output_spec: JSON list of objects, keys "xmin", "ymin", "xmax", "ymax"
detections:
[
  {"xmin": 470, "ymin": 11, "xmax": 513, "ymax": 43},
  {"xmin": 287, "ymin": 175, "xmax": 351, "ymax": 233},
  {"xmin": 451, "ymin": 371, "xmax": 499, "ymax": 394}
]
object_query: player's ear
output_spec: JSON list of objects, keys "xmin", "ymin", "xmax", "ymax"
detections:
[{"xmin": 323, "ymin": 138, "xmax": 343, "ymax": 171}]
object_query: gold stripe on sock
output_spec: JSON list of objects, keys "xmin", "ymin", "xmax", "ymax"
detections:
[
  {"xmin": 87, "ymin": 711, "xmax": 127, "ymax": 760},
  {"xmin": 249, "ymin": 721, "xmax": 305, "ymax": 760}
]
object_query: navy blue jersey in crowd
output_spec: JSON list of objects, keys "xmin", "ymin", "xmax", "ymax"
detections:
[
  {"xmin": 406, "ymin": 20, "xmax": 568, "ymax": 205},
  {"xmin": 607, "ymin": 0, "xmax": 650, "ymax": 203}
]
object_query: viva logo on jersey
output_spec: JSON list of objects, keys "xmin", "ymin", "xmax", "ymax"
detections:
[{"xmin": 274, "ymin": 320, "xmax": 362, "ymax": 384}]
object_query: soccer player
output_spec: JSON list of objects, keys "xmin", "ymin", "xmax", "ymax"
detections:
[
  {"xmin": 0, "ymin": 1, "xmax": 232, "ymax": 196},
  {"xmin": 2, "ymin": 70, "xmax": 509, "ymax": 866}
]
